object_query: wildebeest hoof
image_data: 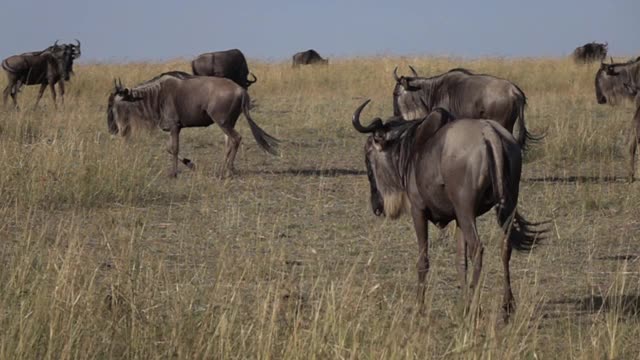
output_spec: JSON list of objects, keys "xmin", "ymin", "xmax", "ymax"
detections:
[{"xmin": 167, "ymin": 170, "xmax": 178, "ymax": 178}]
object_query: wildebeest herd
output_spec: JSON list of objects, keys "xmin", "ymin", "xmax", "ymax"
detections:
[{"xmin": 3, "ymin": 42, "xmax": 639, "ymax": 322}]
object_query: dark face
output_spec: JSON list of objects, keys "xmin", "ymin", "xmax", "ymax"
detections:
[
  {"xmin": 364, "ymin": 138, "xmax": 384, "ymax": 216},
  {"xmin": 107, "ymin": 93, "xmax": 119, "ymax": 135},
  {"xmin": 61, "ymin": 48, "xmax": 73, "ymax": 81},
  {"xmin": 595, "ymin": 64, "xmax": 621, "ymax": 104},
  {"xmin": 393, "ymin": 78, "xmax": 427, "ymax": 120}
]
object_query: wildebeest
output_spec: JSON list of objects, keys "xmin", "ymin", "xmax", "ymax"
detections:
[
  {"xmin": 292, "ymin": 49, "xmax": 329, "ymax": 67},
  {"xmin": 572, "ymin": 42, "xmax": 608, "ymax": 64},
  {"xmin": 352, "ymin": 100, "xmax": 545, "ymax": 321},
  {"xmin": 191, "ymin": 49, "xmax": 257, "ymax": 89},
  {"xmin": 392, "ymin": 66, "xmax": 541, "ymax": 149},
  {"xmin": 2, "ymin": 41, "xmax": 75, "ymax": 108},
  {"xmin": 107, "ymin": 71, "xmax": 278, "ymax": 177},
  {"xmin": 622, "ymin": 83, "xmax": 640, "ymax": 181},
  {"xmin": 595, "ymin": 57, "xmax": 640, "ymax": 105}
]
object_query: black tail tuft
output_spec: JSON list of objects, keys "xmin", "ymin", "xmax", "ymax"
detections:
[
  {"xmin": 509, "ymin": 212, "xmax": 549, "ymax": 251},
  {"xmin": 520, "ymin": 128, "xmax": 546, "ymax": 152},
  {"xmin": 242, "ymin": 93, "xmax": 280, "ymax": 155}
]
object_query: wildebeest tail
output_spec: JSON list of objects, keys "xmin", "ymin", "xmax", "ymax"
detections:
[
  {"xmin": 484, "ymin": 126, "xmax": 546, "ymax": 251},
  {"xmin": 241, "ymin": 92, "xmax": 279, "ymax": 155},
  {"xmin": 513, "ymin": 88, "xmax": 545, "ymax": 151},
  {"xmin": 1, "ymin": 58, "xmax": 19, "ymax": 74}
]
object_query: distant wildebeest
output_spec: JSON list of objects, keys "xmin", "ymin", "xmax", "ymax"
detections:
[
  {"xmin": 352, "ymin": 100, "xmax": 546, "ymax": 321},
  {"xmin": 107, "ymin": 71, "xmax": 278, "ymax": 177},
  {"xmin": 292, "ymin": 49, "xmax": 329, "ymax": 67},
  {"xmin": 2, "ymin": 41, "xmax": 77, "ymax": 108},
  {"xmin": 191, "ymin": 49, "xmax": 257, "ymax": 89},
  {"xmin": 622, "ymin": 83, "xmax": 640, "ymax": 181},
  {"xmin": 595, "ymin": 57, "xmax": 640, "ymax": 105},
  {"xmin": 392, "ymin": 66, "xmax": 541, "ymax": 149},
  {"xmin": 572, "ymin": 42, "xmax": 608, "ymax": 64}
]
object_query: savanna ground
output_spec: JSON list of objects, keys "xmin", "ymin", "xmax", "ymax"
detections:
[{"xmin": 0, "ymin": 56, "xmax": 639, "ymax": 359}]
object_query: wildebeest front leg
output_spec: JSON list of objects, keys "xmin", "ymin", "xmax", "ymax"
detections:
[
  {"xmin": 167, "ymin": 127, "xmax": 181, "ymax": 178},
  {"xmin": 34, "ymin": 83, "xmax": 48, "ymax": 108},
  {"xmin": 58, "ymin": 81, "xmax": 65, "ymax": 106},
  {"xmin": 221, "ymin": 127, "xmax": 242, "ymax": 177},
  {"xmin": 48, "ymin": 82, "xmax": 58, "ymax": 108},
  {"xmin": 411, "ymin": 206, "xmax": 429, "ymax": 307}
]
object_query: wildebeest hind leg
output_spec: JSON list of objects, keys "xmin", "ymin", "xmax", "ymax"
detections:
[
  {"xmin": 221, "ymin": 127, "xmax": 242, "ymax": 177},
  {"xmin": 455, "ymin": 226, "xmax": 467, "ymax": 290},
  {"xmin": 501, "ymin": 226, "xmax": 515, "ymax": 322},
  {"xmin": 457, "ymin": 216, "xmax": 483, "ymax": 316}
]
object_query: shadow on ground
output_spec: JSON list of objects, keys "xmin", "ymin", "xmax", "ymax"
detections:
[
  {"xmin": 244, "ymin": 168, "xmax": 366, "ymax": 177},
  {"xmin": 524, "ymin": 176, "xmax": 626, "ymax": 184},
  {"xmin": 548, "ymin": 294, "xmax": 640, "ymax": 317}
]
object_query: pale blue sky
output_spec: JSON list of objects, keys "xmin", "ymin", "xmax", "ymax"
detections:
[{"xmin": 0, "ymin": 0, "xmax": 637, "ymax": 62}]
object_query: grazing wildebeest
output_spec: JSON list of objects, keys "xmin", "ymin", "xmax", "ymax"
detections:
[
  {"xmin": 392, "ymin": 66, "xmax": 541, "ymax": 149},
  {"xmin": 595, "ymin": 57, "xmax": 640, "ymax": 105},
  {"xmin": 352, "ymin": 100, "xmax": 546, "ymax": 321},
  {"xmin": 2, "ymin": 41, "xmax": 74, "ymax": 108},
  {"xmin": 572, "ymin": 42, "xmax": 608, "ymax": 64},
  {"xmin": 292, "ymin": 49, "xmax": 329, "ymax": 67},
  {"xmin": 622, "ymin": 83, "xmax": 640, "ymax": 181},
  {"xmin": 107, "ymin": 71, "xmax": 278, "ymax": 177},
  {"xmin": 191, "ymin": 49, "xmax": 257, "ymax": 89}
]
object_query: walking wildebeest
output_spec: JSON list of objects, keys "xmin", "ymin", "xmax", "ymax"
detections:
[
  {"xmin": 191, "ymin": 49, "xmax": 257, "ymax": 89},
  {"xmin": 352, "ymin": 100, "xmax": 546, "ymax": 321},
  {"xmin": 572, "ymin": 42, "xmax": 608, "ymax": 64},
  {"xmin": 622, "ymin": 83, "xmax": 640, "ymax": 181},
  {"xmin": 2, "ymin": 41, "xmax": 74, "ymax": 108},
  {"xmin": 392, "ymin": 66, "xmax": 541, "ymax": 149},
  {"xmin": 595, "ymin": 57, "xmax": 640, "ymax": 105},
  {"xmin": 292, "ymin": 49, "xmax": 329, "ymax": 67},
  {"xmin": 107, "ymin": 71, "xmax": 278, "ymax": 177}
]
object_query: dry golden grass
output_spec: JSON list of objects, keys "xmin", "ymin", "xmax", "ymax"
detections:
[{"xmin": 0, "ymin": 56, "xmax": 639, "ymax": 359}]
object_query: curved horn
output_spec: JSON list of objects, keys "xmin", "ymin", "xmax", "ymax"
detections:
[
  {"xmin": 610, "ymin": 56, "xmax": 614, "ymax": 64},
  {"xmin": 409, "ymin": 65, "xmax": 419, "ymax": 77},
  {"xmin": 53, "ymin": 40, "xmax": 59, "ymax": 47},
  {"xmin": 352, "ymin": 99, "xmax": 383, "ymax": 134},
  {"xmin": 247, "ymin": 72, "xmax": 257, "ymax": 84},
  {"xmin": 393, "ymin": 67, "xmax": 400, "ymax": 83},
  {"xmin": 75, "ymin": 39, "xmax": 81, "ymax": 47}
]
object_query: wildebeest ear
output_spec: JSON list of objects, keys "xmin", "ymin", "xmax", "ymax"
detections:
[
  {"xmin": 372, "ymin": 129, "xmax": 386, "ymax": 150},
  {"xmin": 605, "ymin": 65, "xmax": 619, "ymax": 76},
  {"xmin": 400, "ymin": 77, "xmax": 410, "ymax": 90}
]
